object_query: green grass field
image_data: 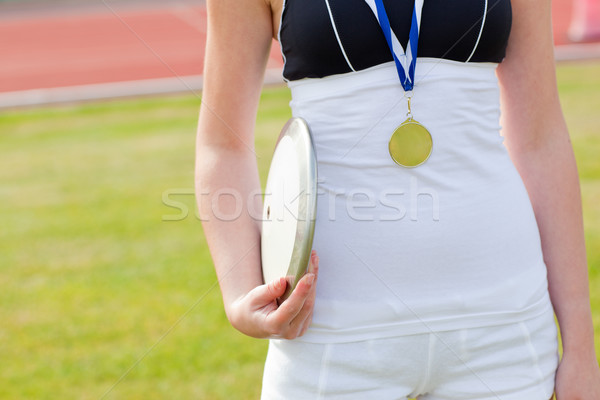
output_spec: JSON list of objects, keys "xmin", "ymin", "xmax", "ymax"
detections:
[{"xmin": 1, "ymin": 61, "xmax": 599, "ymax": 399}]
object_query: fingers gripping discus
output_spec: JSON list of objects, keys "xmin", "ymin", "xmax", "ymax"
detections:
[{"xmin": 261, "ymin": 118, "xmax": 317, "ymax": 301}]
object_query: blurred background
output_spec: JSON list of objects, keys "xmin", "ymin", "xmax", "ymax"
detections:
[{"xmin": 0, "ymin": 0, "xmax": 599, "ymax": 398}]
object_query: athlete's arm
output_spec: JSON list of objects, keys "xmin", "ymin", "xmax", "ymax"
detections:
[
  {"xmin": 497, "ymin": 0, "xmax": 600, "ymax": 398},
  {"xmin": 195, "ymin": 0, "xmax": 318, "ymax": 339}
]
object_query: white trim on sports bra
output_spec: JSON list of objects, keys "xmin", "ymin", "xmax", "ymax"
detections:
[
  {"xmin": 324, "ymin": 0, "xmax": 357, "ymax": 72},
  {"xmin": 277, "ymin": 0, "xmax": 288, "ymax": 81},
  {"xmin": 465, "ymin": 0, "xmax": 488, "ymax": 62}
]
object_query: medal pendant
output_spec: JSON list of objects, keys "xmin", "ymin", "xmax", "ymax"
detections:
[{"xmin": 388, "ymin": 118, "xmax": 433, "ymax": 168}]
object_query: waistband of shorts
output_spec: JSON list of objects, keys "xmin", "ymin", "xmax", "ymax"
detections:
[{"xmin": 294, "ymin": 292, "xmax": 554, "ymax": 344}]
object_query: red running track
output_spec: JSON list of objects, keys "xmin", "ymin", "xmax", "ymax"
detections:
[
  {"xmin": 0, "ymin": 0, "xmax": 592, "ymax": 94},
  {"xmin": 0, "ymin": 1, "xmax": 283, "ymax": 93}
]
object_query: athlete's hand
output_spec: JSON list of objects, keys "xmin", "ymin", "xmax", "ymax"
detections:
[
  {"xmin": 554, "ymin": 350, "xmax": 600, "ymax": 400},
  {"xmin": 227, "ymin": 250, "xmax": 319, "ymax": 339}
]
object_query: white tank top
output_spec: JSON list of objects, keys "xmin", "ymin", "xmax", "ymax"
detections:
[{"xmin": 289, "ymin": 59, "xmax": 552, "ymax": 343}]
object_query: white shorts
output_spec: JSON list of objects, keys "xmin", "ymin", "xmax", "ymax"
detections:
[{"xmin": 261, "ymin": 308, "xmax": 559, "ymax": 400}]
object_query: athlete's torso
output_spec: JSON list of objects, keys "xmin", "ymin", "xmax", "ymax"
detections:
[{"xmin": 275, "ymin": 0, "xmax": 552, "ymax": 343}]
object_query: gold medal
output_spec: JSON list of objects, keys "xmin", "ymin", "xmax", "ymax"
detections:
[
  {"xmin": 388, "ymin": 118, "xmax": 432, "ymax": 168},
  {"xmin": 366, "ymin": 0, "xmax": 430, "ymax": 167},
  {"xmin": 389, "ymin": 96, "xmax": 432, "ymax": 168}
]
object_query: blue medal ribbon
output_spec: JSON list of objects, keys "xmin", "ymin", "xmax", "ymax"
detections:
[{"xmin": 365, "ymin": 0, "xmax": 425, "ymax": 92}]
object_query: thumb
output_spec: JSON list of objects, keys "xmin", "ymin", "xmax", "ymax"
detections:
[{"xmin": 252, "ymin": 277, "xmax": 287, "ymax": 305}]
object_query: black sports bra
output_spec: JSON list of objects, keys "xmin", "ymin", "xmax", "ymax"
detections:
[{"xmin": 279, "ymin": 0, "xmax": 512, "ymax": 81}]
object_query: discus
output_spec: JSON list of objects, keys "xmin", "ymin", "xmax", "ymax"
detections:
[{"xmin": 261, "ymin": 117, "xmax": 317, "ymax": 301}]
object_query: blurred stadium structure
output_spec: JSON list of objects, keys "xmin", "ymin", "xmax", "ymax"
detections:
[
  {"xmin": 570, "ymin": 0, "xmax": 600, "ymax": 41},
  {"xmin": 0, "ymin": 0, "xmax": 599, "ymax": 108}
]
